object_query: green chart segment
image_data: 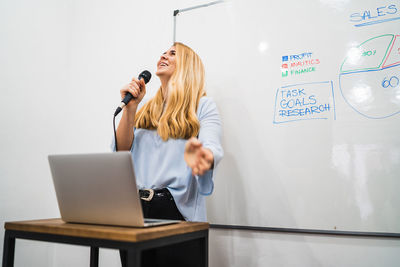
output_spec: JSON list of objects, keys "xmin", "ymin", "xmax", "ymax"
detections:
[
  {"xmin": 340, "ymin": 34, "xmax": 400, "ymax": 73},
  {"xmin": 339, "ymin": 33, "xmax": 400, "ymax": 119}
]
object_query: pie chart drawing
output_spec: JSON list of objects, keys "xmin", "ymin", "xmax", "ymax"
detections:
[{"xmin": 339, "ymin": 34, "xmax": 400, "ymax": 119}]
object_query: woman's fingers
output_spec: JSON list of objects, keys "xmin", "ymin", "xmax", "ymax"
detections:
[
  {"xmin": 129, "ymin": 79, "xmax": 145, "ymax": 96},
  {"xmin": 189, "ymin": 137, "xmax": 201, "ymax": 144},
  {"xmin": 125, "ymin": 84, "xmax": 137, "ymax": 97},
  {"xmin": 185, "ymin": 137, "xmax": 202, "ymax": 153},
  {"xmin": 204, "ymin": 149, "xmax": 214, "ymax": 164},
  {"xmin": 189, "ymin": 137, "xmax": 202, "ymax": 148},
  {"xmin": 139, "ymin": 78, "xmax": 146, "ymax": 88},
  {"xmin": 132, "ymin": 78, "xmax": 146, "ymax": 91},
  {"xmin": 119, "ymin": 76, "xmax": 147, "ymax": 106},
  {"xmin": 196, "ymin": 148, "xmax": 214, "ymax": 175},
  {"xmin": 197, "ymin": 158, "xmax": 210, "ymax": 175},
  {"xmin": 129, "ymin": 77, "xmax": 145, "ymax": 96},
  {"xmin": 129, "ymin": 82, "xmax": 140, "ymax": 93},
  {"xmin": 125, "ymin": 87, "xmax": 138, "ymax": 98},
  {"xmin": 188, "ymin": 153, "xmax": 201, "ymax": 176},
  {"xmin": 139, "ymin": 79, "xmax": 146, "ymax": 96},
  {"xmin": 130, "ymin": 82, "xmax": 140, "ymax": 90},
  {"xmin": 191, "ymin": 154, "xmax": 211, "ymax": 176},
  {"xmin": 121, "ymin": 82, "xmax": 138, "ymax": 97},
  {"xmin": 121, "ymin": 85, "xmax": 130, "ymax": 100}
]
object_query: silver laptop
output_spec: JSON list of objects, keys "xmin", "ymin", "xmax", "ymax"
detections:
[{"xmin": 48, "ymin": 152, "xmax": 180, "ymax": 227}]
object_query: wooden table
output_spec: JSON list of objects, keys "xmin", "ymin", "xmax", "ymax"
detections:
[{"xmin": 2, "ymin": 218, "xmax": 209, "ymax": 267}]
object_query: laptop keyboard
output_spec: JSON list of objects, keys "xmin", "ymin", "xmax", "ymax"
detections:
[{"xmin": 144, "ymin": 218, "xmax": 166, "ymax": 223}]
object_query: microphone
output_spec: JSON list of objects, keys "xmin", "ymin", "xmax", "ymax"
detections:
[{"xmin": 114, "ymin": 70, "xmax": 152, "ymax": 116}]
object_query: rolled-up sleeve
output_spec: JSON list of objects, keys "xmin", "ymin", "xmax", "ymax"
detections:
[{"xmin": 196, "ymin": 97, "xmax": 224, "ymax": 195}]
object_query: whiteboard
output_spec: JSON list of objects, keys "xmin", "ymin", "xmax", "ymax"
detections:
[{"xmin": 175, "ymin": 0, "xmax": 400, "ymax": 233}]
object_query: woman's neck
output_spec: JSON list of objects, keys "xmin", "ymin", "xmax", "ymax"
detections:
[{"xmin": 160, "ymin": 77, "xmax": 170, "ymax": 101}]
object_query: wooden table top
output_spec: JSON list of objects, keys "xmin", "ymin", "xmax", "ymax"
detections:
[{"xmin": 4, "ymin": 218, "xmax": 209, "ymax": 242}]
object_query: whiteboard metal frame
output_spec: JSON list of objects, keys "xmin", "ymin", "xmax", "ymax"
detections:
[
  {"xmin": 210, "ymin": 224, "xmax": 400, "ymax": 238},
  {"xmin": 173, "ymin": 1, "xmax": 225, "ymax": 43}
]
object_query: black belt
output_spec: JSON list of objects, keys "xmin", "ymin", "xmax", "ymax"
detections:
[{"xmin": 139, "ymin": 188, "xmax": 171, "ymax": 202}]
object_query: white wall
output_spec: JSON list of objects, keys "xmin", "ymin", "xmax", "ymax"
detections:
[{"xmin": 1, "ymin": 0, "xmax": 399, "ymax": 266}]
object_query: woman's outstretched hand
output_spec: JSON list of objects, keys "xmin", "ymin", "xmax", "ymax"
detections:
[{"xmin": 184, "ymin": 137, "xmax": 214, "ymax": 176}]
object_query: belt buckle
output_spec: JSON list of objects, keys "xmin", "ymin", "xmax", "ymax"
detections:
[{"xmin": 141, "ymin": 189, "xmax": 154, "ymax": 201}]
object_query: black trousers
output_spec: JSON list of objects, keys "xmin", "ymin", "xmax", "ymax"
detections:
[
  {"xmin": 140, "ymin": 188, "xmax": 185, "ymax": 221},
  {"xmin": 120, "ymin": 189, "xmax": 186, "ymax": 267}
]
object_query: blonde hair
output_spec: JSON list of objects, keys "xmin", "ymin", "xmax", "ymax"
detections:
[{"xmin": 135, "ymin": 42, "xmax": 206, "ymax": 141}]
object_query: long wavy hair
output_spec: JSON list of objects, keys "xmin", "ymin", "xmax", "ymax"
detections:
[{"xmin": 135, "ymin": 42, "xmax": 206, "ymax": 141}]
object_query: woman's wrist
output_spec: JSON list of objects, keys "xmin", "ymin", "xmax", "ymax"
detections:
[
  {"xmin": 126, "ymin": 102, "xmax": 139, "ymax": 110},
  {"xmin": 122, "ymin": 105, "xmax": 138, "ymax": 124},
  {"xmin": 205, "ymin": 148, "xmax": 214, "ymax": 170}
]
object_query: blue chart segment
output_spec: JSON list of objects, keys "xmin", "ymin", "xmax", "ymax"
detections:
[
  {"xmin": 339, "ymin": 34, "xmax": 400, "ymax": 119},
  {"xmin": 273, "ymin": 81, "xmax": 336, "ymax": 124}
]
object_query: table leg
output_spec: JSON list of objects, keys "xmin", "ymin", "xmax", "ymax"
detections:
[
  {"xmin": 90, "ymin": 246, "xmax": 99, "ymax": 267},
  {"xmin": 2, "ymin": 231, "xmax": 15, "ymax": 267},
  {"xmin": 143, "ymin": 233, "xmax": 208, "ymax": 267},
  {"xmin": 200, "ymin": 235, "xmax": 209, "ymax": 267},
  {"xmin": 126, "ymin": 249, "xmax": 141, "ymax": 267}
]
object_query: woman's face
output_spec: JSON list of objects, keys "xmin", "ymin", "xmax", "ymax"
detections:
[{"xmin": 156, "ymin": 46, "xmax": 176, "ymax": 80}]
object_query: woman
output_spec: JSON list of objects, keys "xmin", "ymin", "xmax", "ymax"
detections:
[
  {"xmin": 115, "ymin": 42, "xmax": 223, "ymax": 266},
  {"xmin": 115, "ymin": 42, "xmax": 223, "ymax": 223}
]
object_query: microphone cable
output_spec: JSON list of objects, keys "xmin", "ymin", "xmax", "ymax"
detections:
[{"xmin": 113, "ymin": 114, "xmax": 118, "ymax": 151}]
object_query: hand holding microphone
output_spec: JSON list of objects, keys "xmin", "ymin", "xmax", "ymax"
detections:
[
  {"xmin": 121, "ymin": 78, "xmax": 145, "ymax": 106},
  {"xmin": 114, "ymin": 70, "xmax": 151, "ymax": 116}
]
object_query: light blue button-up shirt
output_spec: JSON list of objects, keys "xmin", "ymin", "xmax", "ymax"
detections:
[{"xmin": 112, "ymin": 96, "xmax": 223, "ymax": 222}]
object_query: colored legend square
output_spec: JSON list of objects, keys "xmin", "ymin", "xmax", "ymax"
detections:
[
  {"xmin": 282, "ymin": 71, "xmax": 288, "ymax": 77},
  {"xmin": 282, "ymin": 56, "xmax": 288, "ymax": 62},
  {"xmin": 282, "ymin": 63, "xmax": 288, "ymax": 68}
]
